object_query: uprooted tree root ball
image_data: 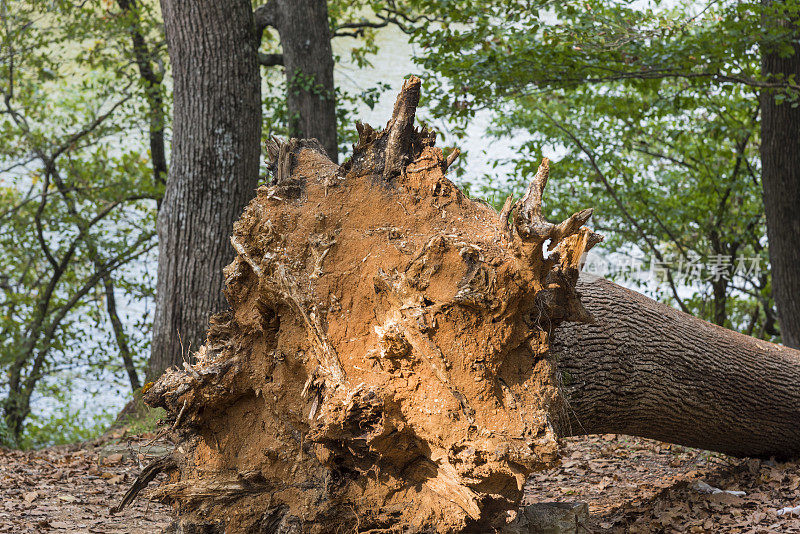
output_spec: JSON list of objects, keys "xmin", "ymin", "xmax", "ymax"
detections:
[{"xmin": 126, "ymin": 77, "xmax": 602, "ymax": 532}]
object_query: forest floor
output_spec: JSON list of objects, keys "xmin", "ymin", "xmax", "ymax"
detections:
[
  {"xmin": 527, "ymin": 435, "xmax": 800, "ymax": 533},
  {"xmin": 1, "ymin": 432, "xmax": 799, "ymax": 533},
  {"xmin": 0, "ymin": 429, "xmax": 173, "ymax": 533}
]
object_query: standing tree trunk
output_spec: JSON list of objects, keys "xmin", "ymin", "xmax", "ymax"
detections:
[
  {"xmin": 760, "ymin": 0, "xmax": 800, "ymax": 348},
  {"xmin": 255, "ymin": 0, "xmax": 338, "ymax": 161},
  {"xmin": 148, "ymin": 0, "xmax": 261, "ymax": 379}
]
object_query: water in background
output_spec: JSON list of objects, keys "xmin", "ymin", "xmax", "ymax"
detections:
[{"xmin": 333, "ymin": 25, "xmax": 526, "ymax": 192}]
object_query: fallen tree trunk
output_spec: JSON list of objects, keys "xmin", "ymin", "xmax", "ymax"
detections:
[
  {"xmin": 123, "ymin": 78, "xmax": 800, "ymax": 533},
  {"xmin": 553, "ymin": 273, "xmax": 800, "ymax": 459}
]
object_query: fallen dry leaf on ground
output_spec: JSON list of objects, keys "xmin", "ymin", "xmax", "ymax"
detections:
[
  {"xmin": 0, "ymin": 433, "xmax": 173, "ymax": 534},
  {"xmin": 1, "ymin": 433, "xmax": 799, "ymax": 532}
]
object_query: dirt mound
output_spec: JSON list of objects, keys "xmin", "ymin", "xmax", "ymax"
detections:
[{"xmin": 139, "ymin": 77, "xmax": 599, "ymax": 532}]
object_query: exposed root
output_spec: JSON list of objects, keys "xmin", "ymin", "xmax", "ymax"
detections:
[
  {"xmin": 139, "ymin": 77, "xmax": 599, "ymax": 533},
  {"xmin": 111, "ymin": 454, "xmax": 178, "ymax": 514}
]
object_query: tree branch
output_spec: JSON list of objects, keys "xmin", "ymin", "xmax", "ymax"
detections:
[
  {"xmin": 34, "ymin": 173, "xmax": 58, "ymax": 269},
  {"xmin": 258, "ymin": 52, "xmax": 283, "ymax": 67},
  {"xmin": 330, "ymin": 1, "xmax": 441, "ymax": 39},
  {"xmin": 104, "ymin": 275, "xmax": 141, "ymax": 391},
  {"xmin": 332, "ymin": 18, "xmax": 390, "ymax": 38},
  {"xmin": 51, "ymin": 96, "xmax": 131, "ymax": 161},
  {"xmin": 254, "ymin": 0, "xmax": 278, "ymax": 36},
  {"xmin": 334, "ymin": 19, "xmax": 391, "ymax": 31}
]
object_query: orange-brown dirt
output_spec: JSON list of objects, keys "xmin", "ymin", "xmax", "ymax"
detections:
[{"xmin": 138, "ymin": 77, "xmax": 601, "ymax": 532}]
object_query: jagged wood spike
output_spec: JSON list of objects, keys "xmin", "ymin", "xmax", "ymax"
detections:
[
  {"xmin": 514, "ymin": 157, "xmax": 593, "ymax": 250},
  {"xmin": 547, "ymin": 208, "xmax": 594, "ymax": 251},
  {"xmin": 276, "ymin": 138, "xmax": 297, "ymax": 185},
  {"xmin": 499, "ymin": 194, "xmax": 515, "ymax": 240},
  {"xmin": 265, "ymin": 136, "xmax": 281, "ymax": 164},
  {"xmin": 444, "ymin": 147, "xmax": 461, "ymax": 171},
  {"xmin": 515, "ymin": 158, "xmax": 550, "ymax": 240},
  {"xmin": 521, "ymin": 157, "xmax": 550, "ymax": 220},
  {"xmin": 585, "ymin": 231, "xmax": 604, "ymax": 251},
  {"xmin": 383, "ymin": 76, "xmax": 422, "ymax": 179},
  {"xmin": 354, "ymin": 120, "xmax": 377, "ymax": 152}
]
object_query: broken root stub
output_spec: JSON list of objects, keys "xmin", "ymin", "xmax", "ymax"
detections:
[{"xmin": 140, "ymin": 76, "xmax": 601, "ymax": 533}]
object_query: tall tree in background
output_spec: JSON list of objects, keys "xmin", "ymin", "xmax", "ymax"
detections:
[
  {"xmin": 760, "ymin": 0, "xmax": 800, "ymax": 348},
  {"xmin": 148, "ymin": 0, "xmax": 261, "ymax": 378},
  {"xmin": 255, "ymin": 0, "xmax": 338, "ymax": 161}
]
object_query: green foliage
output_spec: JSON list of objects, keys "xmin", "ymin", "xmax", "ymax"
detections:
[
  {"xmin": 402, "ymin": 0, "xmax": 797, "ymax": 339},
  {"xmin": 0, "ymin": 0, "xmax": 165, "ymax": 444}
]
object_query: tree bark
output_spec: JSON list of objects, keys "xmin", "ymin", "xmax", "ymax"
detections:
[
  {"xmin": 148, "ymin": 0, "xmax": 261, "ymax": 379},
  {"xmin": 554, "ymin": 273, "xmax": 800, "ymax": 459},
  {"xmin": 760, "ymin": 0, "xmax": 800, "ymax": 348},
  {"xmin": 257, "ymin": 0, "xmax": 338, "ymax": 161}
]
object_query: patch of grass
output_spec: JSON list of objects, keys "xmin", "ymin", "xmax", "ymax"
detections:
[
  {"xmin": 125, "ymin": 404, "xmax": 167, "ymax": 435},
  {"xmin": 112, "ymin": 385, "xmax": 167, "ymax": 436},
  {"xmin": 20, "ymin": 404, "xmax": 114, "ymax": 449}
]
